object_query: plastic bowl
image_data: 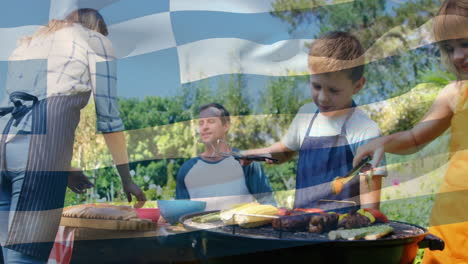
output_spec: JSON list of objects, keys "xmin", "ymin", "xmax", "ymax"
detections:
[
  {"xmin": 135, "ymin": 208, "xmax": 160, "ymax": 223},
  {"xmin": 157, "ymin": 200, "xmax": 206, "ymax": 224}
]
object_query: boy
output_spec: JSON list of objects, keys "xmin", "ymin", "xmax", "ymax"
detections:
[
  {"xmin": 176, "ymin": 103, "xmax": 276, "ymax": 210},
  {"xmin": 243, "ymin": 31, "xmax": 386, "ymax": 211}
]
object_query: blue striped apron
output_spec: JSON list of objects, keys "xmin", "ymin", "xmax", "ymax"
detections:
[
  {"xmin": 293, "ymin": 106, "xmax": 360, "ymax": 213},
  {"xmin": 0, "ymin": 91, "xmax": 91, "ymax": 260}
]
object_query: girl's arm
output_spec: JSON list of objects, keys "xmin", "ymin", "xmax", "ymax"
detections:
[{"xmin": 354, "ymin": 83, "xmax": 457, "ymax": 167}]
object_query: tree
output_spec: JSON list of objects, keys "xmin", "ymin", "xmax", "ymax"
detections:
[{"xmin": 271, "ymin": 0, "xmax": 443, "ymax": 102}]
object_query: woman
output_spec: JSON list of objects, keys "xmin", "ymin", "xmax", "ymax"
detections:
[
  {"xmin": 353, "ymin": 0, "xmax": 468, "ymax": 262},
  {"xmin": 0, "ymin": 9, "xmax": 146, "ymax": 263}
]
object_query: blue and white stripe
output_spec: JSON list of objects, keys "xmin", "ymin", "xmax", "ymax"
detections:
[{"xmin": 0, "ymin": 0, "xmax": 437, "ymax": 87}]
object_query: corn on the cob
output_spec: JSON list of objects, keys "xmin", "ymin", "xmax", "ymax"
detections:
[
  {"xmin": 219, "ymin": 203, "xmax": 278, "ymax": 228},
  {"xmin": 220, "ymin": 202, "xmax": 259, "ymax": 223},
  {"xmin": 235, "ymin": 204, "xmax": 278, "ymax": 228},
  {"xmin": 191, "ymin": 212, "xmax": 221, "ymax": 223}
]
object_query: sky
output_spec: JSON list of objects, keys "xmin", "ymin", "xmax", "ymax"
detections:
[
  {"xmin": 0, "ymin": 0, "xmax": 308, "ymax": 101},
  {"xmin": 0, "ymin": 0, "xmax": 429, "ymax": 106}
]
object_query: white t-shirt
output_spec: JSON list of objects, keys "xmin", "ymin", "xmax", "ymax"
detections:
[{"xmin": 282, "ymin": 102, "xmax": 386, "ymax": 176}]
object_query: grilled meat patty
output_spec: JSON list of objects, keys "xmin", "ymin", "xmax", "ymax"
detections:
[
  {"xmin": 309, "ymin": 213, "xmax": 339, "ymax": 233},
  {"xmin": 338, "ymin": 210, "xmax": 372, "ymax": 229}
]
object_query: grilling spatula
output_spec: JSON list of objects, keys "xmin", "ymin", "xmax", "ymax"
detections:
[{"xmin": 331, "ymin": 156, "xmax": 372, "ymax": 195}]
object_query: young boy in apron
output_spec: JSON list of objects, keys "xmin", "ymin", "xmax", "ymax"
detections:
[{"xmin": 243, "ymin": 31, "xmax": 386, "ymax": 212}]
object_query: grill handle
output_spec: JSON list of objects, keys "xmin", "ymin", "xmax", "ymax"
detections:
[{"xmin": 418, "ymin": 234, "xmax": 445, "ymax": 251}]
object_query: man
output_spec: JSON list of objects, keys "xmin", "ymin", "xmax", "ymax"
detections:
[{"xmin": 176, "ymin": 103, "xmax": 276, "ymax": 210}]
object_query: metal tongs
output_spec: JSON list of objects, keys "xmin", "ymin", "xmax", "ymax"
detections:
[
  {"xmin": 232, "ymin": 154, "xmax": 279, "ymax": 163},
  {"xmin": 205, "ymin": 139, "xmax": 279, "ymax": 163},
  {"xmin": 331, "ymin": 156, "xmax": 372, "ymax": 195}
]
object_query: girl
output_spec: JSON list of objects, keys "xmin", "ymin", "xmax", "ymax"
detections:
[{"xmin": 353, "ymin": 0, "xmax": 468, "ymax": 262}]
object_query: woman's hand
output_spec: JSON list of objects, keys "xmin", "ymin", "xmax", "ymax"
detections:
[
  {"xmin": 102, "ymin": 132, "xmax": 147, "ymax": 207},
  {"xmin": 122, "ymin": 181, "xmax": 147, "ymax": 208},
  {"xmin": 68, "ymin": 168, "xmax": 94, "ymax": 194}
]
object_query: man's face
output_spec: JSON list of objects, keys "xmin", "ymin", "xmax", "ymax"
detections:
[
  {"xmin": 310, "ymin": 71, "xmax": 365, "ymax": 116},
  {"xmin": 198, "ymin": 107, "xmax": 229, "ymax": 145}
]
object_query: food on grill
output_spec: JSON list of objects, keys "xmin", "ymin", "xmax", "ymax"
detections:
[
  {"xmin": 309, "ymin": 213, "xmax": 339, "ymax": 233},
  {"xmin": 272, "ymin": 208, "xmax": 324, "ymax": 232},
  {"xmin": 272, "ymin": 211, "xmax": 311, "ymax": 232},
  {"xmin": 363, "ymin": 208, "xmax": 389, "ymax": 223},
  {"xmin": 213, "ymin": 203, "xmax": 390, "ymax": 233},
  {"xmin": 331, "ymin": 156, "xmax": 373, "ymax": 195},
  {"xmin": 220, "ymin": 202, "xmax": 260, "ymax": 223},
  {"xmin": 331, "ymin": 177, "xmax": 346, "ymax": 195},
  {"xmin": 62, "ymin": 204, "xmax": 139, "ymax": 221},
  {"xmin": 328, "ymin": 224, "xmax": 394, "ymax": 240},
  {"xmin": 271, "ymin": 207, "xmax": 389, "ymax": 233},
  {"xmin": 191, "ymin": 211, "xmax": 221, "ymax": 223},
  {"xmin": 278, "ymin": 207, "xmax": 292, "ymax": 216},
  {"xmin": 220, "ymin": 202, "xmax": 278, "ymax": 228},
  {"xmin": 294, "ymin": 208, "xmax": 324, "ymax": 214},
  {"xmin": 235, "ymin": 204, "xmax": 279, "ymax": 228},
  {"xmin": 337, "ymin": 209, "xmax": 373, "ymax": 229}
]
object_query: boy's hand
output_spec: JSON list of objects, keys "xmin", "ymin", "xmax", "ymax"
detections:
[
  {"xmin": 237, "ymin": 152, "xmax": 276, "ymax": 166},
  {"xmin": 263, "ymin": 154, "xmax": 277, "ymax": 164},
  {"xmin": 237, "ymin": 150, "xmax": 254, "ymax": 166},
  {"xmin": 239, "ymin": 158, "xmax": 253, "ymax": 166}
]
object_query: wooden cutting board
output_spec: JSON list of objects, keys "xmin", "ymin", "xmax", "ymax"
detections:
[
  {"xmin": 72, "ymin": 227, "xmax": 161, "ymax": 241},
  {"xmin": 60, "ymin": 217, "xmax": 157, "ymax": 231}
]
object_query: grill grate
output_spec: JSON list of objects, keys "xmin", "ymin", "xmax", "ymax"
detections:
[{"xmin": 184, "ymin": 216, "xmax": 425, "ymax": 242}]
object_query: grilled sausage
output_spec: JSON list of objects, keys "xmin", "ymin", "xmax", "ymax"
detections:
[
  {"xmin": 272, "ymin": 212, "xmax": 311, "ymax": 232},
  {"xmin": 308, "ymin": 213, "xmax": 339, "ymax": 233}
]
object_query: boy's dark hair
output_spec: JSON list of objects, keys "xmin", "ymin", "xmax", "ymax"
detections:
[
  {"xmin": 308, "ymin": 31, "xmax": 365, "ymax": 82},
  {"xmin": 198, "ymin": 103, "xmax": 231, "ymax": 124}
]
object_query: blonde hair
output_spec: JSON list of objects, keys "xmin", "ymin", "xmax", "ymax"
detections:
[
  {"xmin": 433, "ymin": 0, "xmax": 468, "ymax": 77},
  {"xmin": 308, "ymin": 31, "xmax": 365, "ymax": 82},
  {"xmin": 22, "ymin": 8, "xmax": 108, "ymax": 44}
]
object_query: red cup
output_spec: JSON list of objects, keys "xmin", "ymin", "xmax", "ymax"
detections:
[{"xmin": 135, "ymin": 208, "xmax": 160, "ymax": 223}]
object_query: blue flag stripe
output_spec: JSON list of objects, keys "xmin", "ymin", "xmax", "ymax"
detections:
[
  {"xmin": 0, "ymin": 0, "xmax": 50, "ymax": 27},
  {"xmin": 170, "ymin": 11, "xmax": 308, "ymax": 46},
  {"xmin": 100, "ymin": 0, "xmax": 170, "ymax": 25}
]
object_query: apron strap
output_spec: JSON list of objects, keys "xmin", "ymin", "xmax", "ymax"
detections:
[
  {"xmin": 305, "ymin": 111, "xmax": 319, "ymax": 138},
  {"xmin": 333, "ymin": 104, "xmax": 356, "ymax": 150},
  {"xmin": 306, "ymin": 101, "xmax": 356, "ymax": 145},
  {"xmin": 339, "ymin": 104, "xmax": 356, "ymax": 137},
  {"xmin": 10, "ymin": 91, "xmax": 39, "ymax": 104},
  {"xmin": 9, "ymin": 92, "xmax": 39, "ymax": 127},
  {"xmin": 0, "ymin": 106, "xmax": 14, "ymax": 117},
  {"xmin": 0, "ymin": 92, "xmax": 38, "ymax": 172}
]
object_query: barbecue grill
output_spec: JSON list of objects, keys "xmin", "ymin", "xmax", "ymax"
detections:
[{"xmin": 181, "ymin": 211, "xmax": 444, "ymax": 264}]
